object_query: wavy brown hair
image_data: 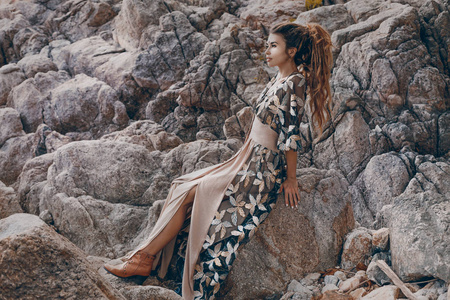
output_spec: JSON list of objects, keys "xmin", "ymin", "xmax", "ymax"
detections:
[{"xmin": 270, "ymin": 22, "xmax": 333, "ymax": 133}]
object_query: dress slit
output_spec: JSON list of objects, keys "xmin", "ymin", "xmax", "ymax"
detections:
[{"xmin": 125, "ymin": 132, "xmax": 258, "ymax": 299}]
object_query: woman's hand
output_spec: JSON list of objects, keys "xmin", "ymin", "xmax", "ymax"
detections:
[{"xmin": 280, "ymin": 177, "xmax": 300, "ymax": 208}]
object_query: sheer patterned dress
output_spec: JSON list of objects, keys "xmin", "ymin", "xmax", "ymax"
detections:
[{"xmin": 130, "ymin": 71, "xmax": 307, "ymax": 300}]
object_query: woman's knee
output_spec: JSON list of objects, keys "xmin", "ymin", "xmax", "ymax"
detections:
[{"xmin": 183, "ymin": 186, "xmax": 196, "ymax": 207}]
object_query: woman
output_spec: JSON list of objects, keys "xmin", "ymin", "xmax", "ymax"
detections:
[{"xmin": 104, "ymin": 22, "xmax": 333, "ymax": 299}]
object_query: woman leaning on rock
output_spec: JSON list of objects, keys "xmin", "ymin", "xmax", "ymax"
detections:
[{"xmin": 104, "ymin": 21, "xmax": 333, "ymax": 300}]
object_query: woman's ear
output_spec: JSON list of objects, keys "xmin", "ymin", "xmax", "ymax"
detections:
[{"xmin": 289, "ymin": 48, "xmax": 297, "ymax": 58}]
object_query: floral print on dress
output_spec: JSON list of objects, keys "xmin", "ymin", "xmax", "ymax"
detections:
[
  {"xmin": 256, "ymin": 72, "xmax": 306, "ymax": 152},
  {"xmin": 163, "ymin": 72, "xmax": 307, "ymax": 299}
]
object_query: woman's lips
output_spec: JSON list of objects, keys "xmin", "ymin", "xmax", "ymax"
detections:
[{"xmin": 267, "ymin": 58, "xmax": 272, "ymax": 61}]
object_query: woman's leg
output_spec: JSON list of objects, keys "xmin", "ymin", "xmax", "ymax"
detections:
[
  {"xmin": 104, "ymin": 186, "xmax": 197, "ymax": 278},
  {"xmin": 140, "ymin": 185, "xmax": 197, "ymax": 256}
]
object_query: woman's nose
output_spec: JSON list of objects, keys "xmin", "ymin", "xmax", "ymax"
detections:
[{"xmin": 265, "ymin": 47, "xmax": 270, "ymax": 55}]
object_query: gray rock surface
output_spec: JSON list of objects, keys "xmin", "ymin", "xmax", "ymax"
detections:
[
  {"xmin": 100, "ymin": 120, "xmax": 183, "ymax": 152},
  {"xmin": 42, "ymin": 73, "xmax": 129, "ymax": 139},
  {"xmin": 0, "ymin": 130, "xmax": 38, "ymax": 186},
  {"xmin": 119, "ymin": 286, "xmax": 182, "ymax": 300},
  {"xmin": 0, "ymin": 64, "xmax": 26, "ymax": 105},
  {"xmin": 6, "ymin": 70, "xmax": 71, "ymax": 133},
  {"xmin": 389, "ymin": 190, "xmax": 450, "ymax": 282},
  {"xmin": 0, "ymin": 107, "xmax": 25, "ymax": 146},
  {"xmin": 0, "ymin": 180, "xmax": 23, "ymax": 219},
  {"xmin": 366, "ymin": 252, "xmax": 392, "ymax": 286},
  {"xmin": 0, "ymin": 213, "xmax": 126, "ymax": 300},
  {"xmin": 350, "ymin": 152, "xmax": 413, "ymax": 226}
]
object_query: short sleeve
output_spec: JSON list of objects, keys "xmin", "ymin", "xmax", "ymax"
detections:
[{"xmin": 276, "ymin": 74, "xmax": 306, "ymax": 152}]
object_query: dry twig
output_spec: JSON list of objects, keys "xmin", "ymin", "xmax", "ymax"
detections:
[{"xmin": 375, "ymin": 260, "xmax": 419, "ymax": 300}]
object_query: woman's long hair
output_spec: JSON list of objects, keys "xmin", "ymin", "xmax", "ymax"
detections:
[{"xmin": 270, "ymin": 22, "xmax": 333, "ymax": 133}]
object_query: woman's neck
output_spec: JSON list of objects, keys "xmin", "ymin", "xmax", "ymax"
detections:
[
  {"xmin": 275, "ymin": 69, "xmax": 298, "ymax": 83},
  {"xmin": 277, "ymin": 64, "xmax": 298, "ymax": 80}
]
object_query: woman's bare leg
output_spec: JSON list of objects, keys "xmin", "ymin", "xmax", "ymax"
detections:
[{"xmin": 139, "ymin": 186, "xmax": 197, "ymax": 256}]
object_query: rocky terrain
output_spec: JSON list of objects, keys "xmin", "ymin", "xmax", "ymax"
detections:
[{"xmin": 0, "ymin": 0, "xmax": 448, "ymax": 299}]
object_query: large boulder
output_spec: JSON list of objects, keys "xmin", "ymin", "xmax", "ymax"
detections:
[
  {"xmin": 350, "ymin": 152, "xmax": 413, "ymax": 226},
  {"xmin": 39, "ymin": 191, "xmax": 152, "ymax": 258},
  {"xmin": 389, "ymin": 191, "xmax": 449, "ymax": 282},
  {"xmin": 0, "ymin": 107, "xmax": 25, "ymax": 146},
  {"xmin": 7, "ymin": 70, "xmax": 71, "ymax": 133},
  {"xmin": 295, "ymin": 4, "xmax": 355, "ymax": 34},
  {"xmin": 220, "ymin": 168, "xmax": 356, "ymax": 299},
  {"xmin": 0, "ymin": 64, "xmax": 26, "ymax": 105},
  {"xmin": 0, "ymin": 5, "xmax": 45, "ymax": 66},
  {"xmin": 16, "ymin": 53, "xmax": 58, "ymax": 78},
  {"xmin": 47, "ymin": 37, "xmax": 148, "ymax": 119},
  {"xmin": 387, "ymin": 157, "xmax": 450, "ymax": 282},
  {"xmin": 17, "ymin": 152, "xmax": 55, "ymax": 215},
  {"xmin": 42, "ymin": 73, "xmax": 129, "ymax": 140},
  {"xmin": 112, "ymin": 0, "xmax": 169, "ymax": 50},
  {"xmin": 236, "ymin": 0, "xmax": 306, "ymax": 29},
  {"xmin": 45, "ymin": 140, "xmax": 161, "ymax": 205},
  {"xmin": 0, "ymin": 109, "xmax": 38, "ymax": 185},
  {"xmin": 133, "ymin": 11, "xmax": 210, "ymax": 89},
  {"xmin": 0, "ymin": 213, "xmax": 125, "ymax": 299},
  {"xmin": 313, "ymin": 110, "xmax": 372, "ymax": 183}
]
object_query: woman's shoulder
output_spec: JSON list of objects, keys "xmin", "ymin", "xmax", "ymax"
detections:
[
  {"xmin": 286, "ymin": 72, "xmax": 306, "ymax": 85},
  {"xmin": 282, "ymin": 72, "xmax": 306, "ymax": 94}
]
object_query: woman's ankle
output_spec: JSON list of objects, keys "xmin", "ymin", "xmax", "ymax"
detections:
[{"xmin": 139, "ymin": 249, "xmax": 157, "ymax": 258}]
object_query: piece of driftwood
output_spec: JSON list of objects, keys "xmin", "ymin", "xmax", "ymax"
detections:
[{"xmin": 375, "ymin": 260, "xmax": 418, "ymax": 300}]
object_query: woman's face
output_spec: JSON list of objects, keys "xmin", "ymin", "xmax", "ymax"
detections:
[{"xmin": 265, "ymin": 33, "xmax": 292, "ymax": 68}]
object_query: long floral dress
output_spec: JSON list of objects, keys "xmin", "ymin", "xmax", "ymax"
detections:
[{"xmin": 161, "ymin": 71, "xmax": 307, "ymax": 299}]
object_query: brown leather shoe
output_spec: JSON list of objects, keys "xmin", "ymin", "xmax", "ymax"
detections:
[{"xmin": 104, "ymin": 251, "xmax": 156, "ymax": 277}]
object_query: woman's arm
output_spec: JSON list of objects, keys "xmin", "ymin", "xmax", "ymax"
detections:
[
  {"xmin": 277, "ymin": 75, "xmax": 305, "ymax": 209},
  {"xmin": 280, "ymin": 149, "xmax": 300, "ymax": 209}
]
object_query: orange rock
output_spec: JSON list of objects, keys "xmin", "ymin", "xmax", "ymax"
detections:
[{"xmin": 320, "ymin": 290, "xmax": 354, "ymax": 300}]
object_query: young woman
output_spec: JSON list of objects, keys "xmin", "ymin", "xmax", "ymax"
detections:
[{"xmin": 104, "ymin": 22, "xmax": 333, "ymax": 299}]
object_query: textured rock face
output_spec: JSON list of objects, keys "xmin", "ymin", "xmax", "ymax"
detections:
[
  {"xmin": 0, "ymin": 0, "xmax": 449, "ymax": 298},
  {"xmin": 375, "ymin": 155, "xmax": 450, "ymax": 283},
  {"xmin": 42, "ymin": 73, "xmax": 129, "ymax": 139},
  {"xmin": 350, "ymin": 152, "xmax": 413, "ymax": 226},
  {"xmin": 119, "ymin": 286, "xmax": 182, "ymax": 300},
  {"xmin": 0, "ymin": 129, "xmax": 38, "ymax": 186},
  {"xmin": 220, "ymin": 168, "xmax": 355, "ymax": 299},
  {"xmin": 340, "ymin": 227, "xmax": 373, "ymax": 269},
  {"xmin": 0, "ymin": 213, "xmax": 125, "ymax": 300},
  {"xmin": 7, "ymin": 70, "xmax": 71, "ymax": 133},
  {"xmin": 390, "ymin": 190, "xmax": 449, "ymax": 282},
  {"xmin": 0, "ymin": 181, "xmax": 22, "ymax": 218}
]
